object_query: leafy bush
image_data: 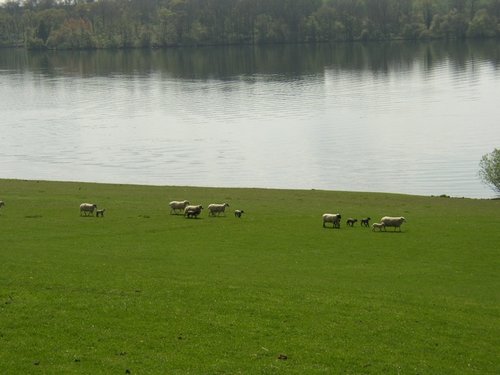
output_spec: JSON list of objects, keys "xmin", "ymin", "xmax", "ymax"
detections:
[{"xmin": 479, "ymin": 148, "xmax": 500, "ymax": 194}]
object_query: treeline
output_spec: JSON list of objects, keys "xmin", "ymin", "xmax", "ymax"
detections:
[{"xmin": 1, "ymin": 0, "xmax": 500, "ymax": 49}]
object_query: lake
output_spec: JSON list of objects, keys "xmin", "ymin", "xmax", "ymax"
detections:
[{"xmin": 1, "ymin": 41, "xmax": 499, "ymax": 198}]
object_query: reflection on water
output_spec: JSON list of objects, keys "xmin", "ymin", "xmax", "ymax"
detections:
[{"xmin": 1, "ymin": 41, "xmax": 499, "ymax": 198}]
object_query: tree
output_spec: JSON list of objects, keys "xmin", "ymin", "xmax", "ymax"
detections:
[
  {"xmin": 467, "ymin": 9, "xmax": 497, "ymax": 38},
  {"xmin": 479, "ymin": 148, "xmax": 500, "ymax": 194}
]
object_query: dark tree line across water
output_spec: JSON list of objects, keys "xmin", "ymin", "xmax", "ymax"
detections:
[
  {"xmin": 1, "ymin": 0, "xmax": 500, "ymax": 49},
  {"xmin": 3, "ymin": 41, "xmax": 499, "ymax": 78}
]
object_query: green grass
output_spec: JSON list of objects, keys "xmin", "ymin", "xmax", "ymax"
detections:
[{"xmin": 0, "ymin": 179, "xmax": 499, "ymax": 374}]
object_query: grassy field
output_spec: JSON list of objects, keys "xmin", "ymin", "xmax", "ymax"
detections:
[{"xmin": 0, "ymin": 179, "xmax": 499, "ymax": 374}]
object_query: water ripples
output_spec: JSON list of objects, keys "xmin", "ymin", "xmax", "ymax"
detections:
[{"xmin": 1, "ymin": 51, "xmax": 499, "ymax": 198}]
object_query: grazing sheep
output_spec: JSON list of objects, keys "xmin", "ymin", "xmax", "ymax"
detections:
[
  {"xmin": 184, "ymin": 205, "xmax": 203, "ymax": 218},
  {"xmin": 372, "ymin": 222, "xmax": 385, "ymax": 231},
  {"xmin": 169, "ymin": 200, "xmax": 190, "ymax": 214},
  {"xmin": 361, "ymin": 217, "xmax": 371, "ymax": 227},
  {"xmin": 186, "ymin": 210, "xmax": 200, "ymax": 218},
  {"xmin": 234, "ymin": 209, "xmax": 244, "ymax": 218},
  {"xmin": 80, "ymin": 203, "xmax": 97, "ymax": 216},
  {"xmin": 96, "ymin": 209, "xmax": 105, "ymax": 217},
  {"xmin": 322, "ymin": 213, "xmax": 341, "ymax": 228},
  {"xmin": 380, "ymin": 216, "xmax": 406, "ymax": 232},
  {"xmin": 208, "ymin": 203, "xmax": 230, "ymax": 216},
  {"xmin": 346, "ymin": 218, "xmax": 358, "ymax": 227}
]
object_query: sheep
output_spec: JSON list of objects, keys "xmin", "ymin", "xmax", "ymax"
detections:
[
  {"xmin": 80, "ymin": 203, "xmax": 97, "ymax": 216},
  {"xmin": 0, "ymin": 201, "xmax": 4, "ymax": 209},
  {"xmin": 234, "ymin": 209, "xmax": 244, "ymax": 218},
  {"xmin": 380, "ymin": 216, "xmax": 406, "ymax": 232},
  {"xmin": 361, "ymin": 217, "xmax": 371, "ymax": 227},
  {"xmin": 169, "ymin": 200, "xmax": 190, "ymax": 214},
  {"xmin": 322, "ymin": 213, "xmax": 341, "ymax": 228},
  {"xmin": 186, "ymin": 210, "xmax": 199, "ymax": 218},
  {"xmin": 346, "ymin": 218, "xmax": 358, "ymax": 227},
  {"xmin": 184, "ymin": 205, "xmax": 203, "ymax": 218},
  {"xmin": 96, "ymin": 209, "xmax": 105, "ymax": 217},
  {"xmin": 208, "ymin": 203, "xmax": 230, "ymax": 216},
  {"xmin": 372, "ymin": 222, "xmax": 385, "ymax": 231}
]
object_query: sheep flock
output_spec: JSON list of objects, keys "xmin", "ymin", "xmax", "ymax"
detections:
[
  {"xmin": 80, "ymin": 199, "xmax": 406, "ymax": 232},
  {"xmin": 166, "ymin": 198, "xmax": 407, "ymax": 232},
  {"xmin": 2, "ymin": 196, "xmax": 408, "ymax": 232},
  {"xmin": 321, "ymin": 212, "xmax": 406, "ymax": 232}
]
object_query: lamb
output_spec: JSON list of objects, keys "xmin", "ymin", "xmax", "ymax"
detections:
[
  {"xmin": 184, "ymin": 205, "xmax": 203, "ymax": 218},
  {"xmin": 322, "ymin": 213, "xmax": 341, "ymax": 228},
  {"xmin": 380, "ymin": 216, "xmax": 406, "ymax": 232},
  {"xmin": 96, "ymin": 209, "xmax": 105, "ymax": 217},
  {"xmin": 186, "ymin": 210, "xmax": 201, "ymax": 218},
  {"xmin": 169, "ymin": 200, "xmax": 190, "ymax": 214},
  {"xmin": 80, "ymin": 203, "xmax": 97, "ymax": 216},
  {"xmin": 372, "ymin": 222, "xmax": 385, "ymax": 231},
  {"xmin": 208, "ymin": 203, "xmax": 230, "ymax": 216},
  {"xmin": 360, "ymin": 217, "xmax": 371, "ymax": 227},
  {"xmin": 346, "ymin": 218, "xmax": 358, "ymax": 227},
  {"xmin": 234, "ymin": 209, "xmax": 244, "ymax": 218}
]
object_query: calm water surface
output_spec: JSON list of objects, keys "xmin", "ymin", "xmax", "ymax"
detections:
[{"xmin": 1, "ymin": 42, "xmax": 499, "ymax": 198}]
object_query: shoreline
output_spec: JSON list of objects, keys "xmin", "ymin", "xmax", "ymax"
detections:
[{"xmin": 1, "ymin": 177, "xmax": 496, "ymax": 200}]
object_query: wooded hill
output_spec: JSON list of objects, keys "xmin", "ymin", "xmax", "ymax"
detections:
[{"xmin": 1, "ymin": 0, "xmax": 499, "ymax": 49}]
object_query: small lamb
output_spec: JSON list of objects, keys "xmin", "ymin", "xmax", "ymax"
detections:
[
  {"xmin": 346, "ymin": 218, "xmax": 358, "ymax": 227},
  {"xmin": 184, "ymin": 205, "xmax": 203, "ymax": 218},
  {"xmin": 234, "ymin": 209, "xmax": 244, "ymax": 218}
]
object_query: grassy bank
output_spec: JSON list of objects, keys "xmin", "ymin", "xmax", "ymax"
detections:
[{"xmin": 0, "ymin": 179, "xmax": 499, "ymax": 374}]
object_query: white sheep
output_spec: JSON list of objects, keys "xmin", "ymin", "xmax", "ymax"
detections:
[
  {"xmin": 372, "ymin": 222, "xmax": 385, "ymax": 231},
  {"xmin": 96, "ymin": 209, "xmax": 105, "ymax": 217},
  {"xmin": 208, "ymin": 203, "xmax": 230, "ymax": 216},
  {"xmin": 80, "ymin": 203, "xmax": 97, "ymax": 216},
  {"xmin": 380, "ymin": 216, "xmax": 406, "ymax": 231},
  {"xmin": 169, "ymin": 200, "xmax": 190, "ymax": 214},
  {"xmin": 184, "ymin": 205, "xmax": 203, "ymax": 218},
  {"xmin": 322, "ymin": 213, "xmax": 341, "ymax": 228}
]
